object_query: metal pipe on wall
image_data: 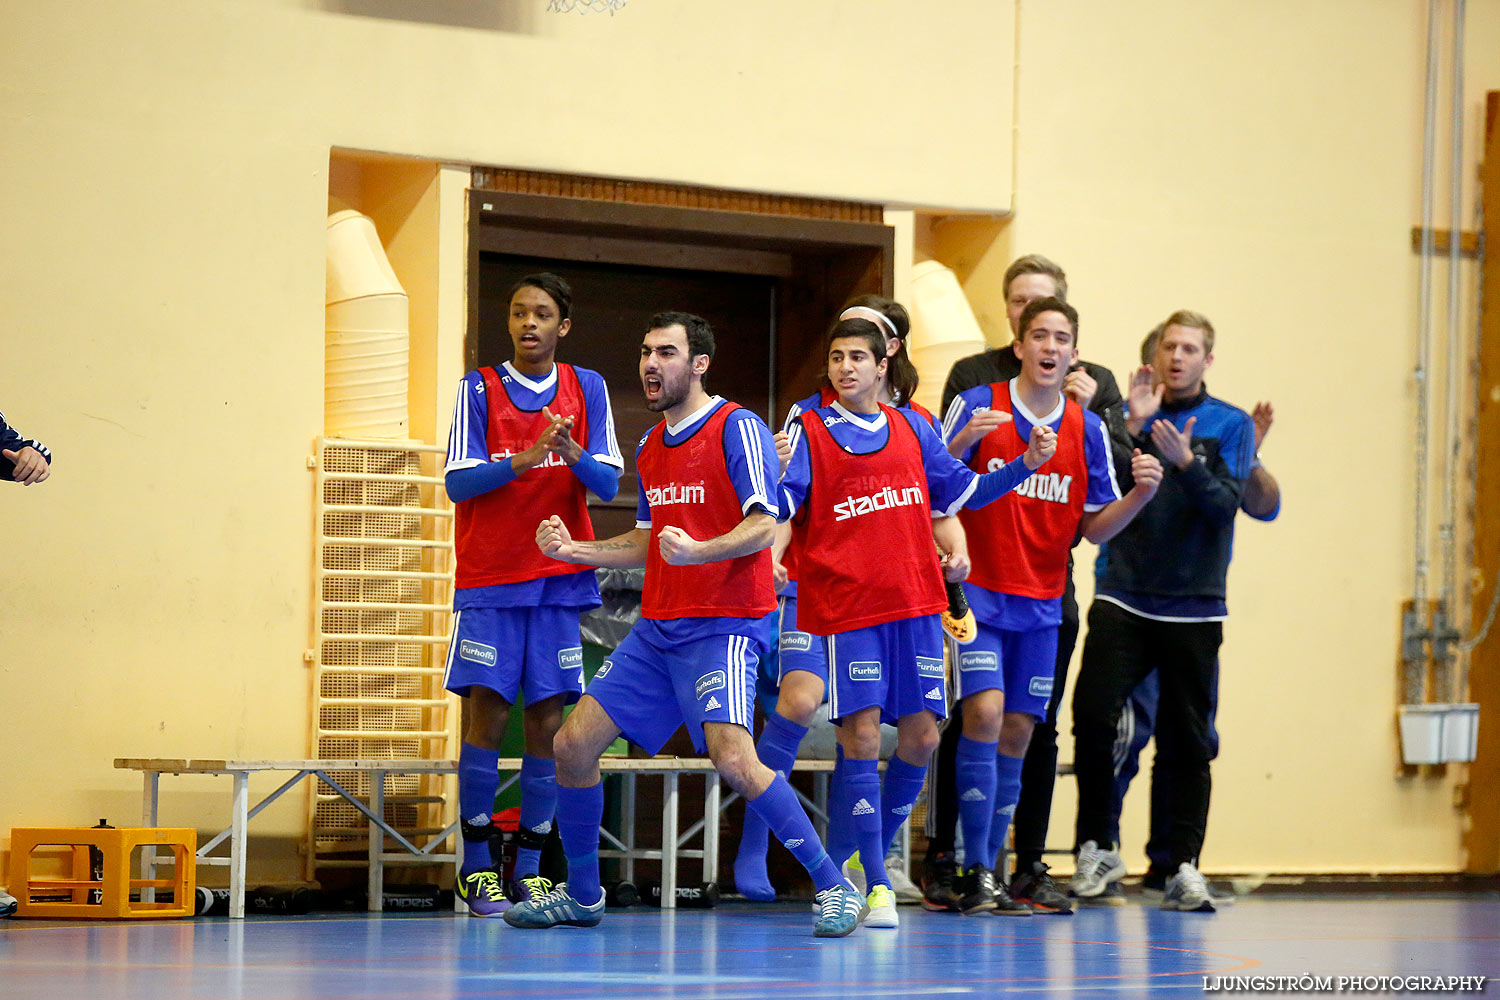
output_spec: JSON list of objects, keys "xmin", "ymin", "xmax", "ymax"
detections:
[
  {"xmin": 1436, "ymin": 0, "xmax": 1468, "ymax": 704},
  {"xmin": 1407, "ymin": 0, "xmax": 1442, "ymax": 706}
]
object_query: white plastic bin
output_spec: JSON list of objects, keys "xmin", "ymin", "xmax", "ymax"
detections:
[
  {"xmin": 1440, "ymin": 703, "xmax": 1480, "ymax": 763},
  {"xmin": 1398, "ymin": 704, "xmax": 1446, "ymax": 765}
]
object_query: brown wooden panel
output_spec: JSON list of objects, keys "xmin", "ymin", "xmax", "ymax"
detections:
[
  {"xmin": 473, "ymin": 166, "xmax": 884, "ymax": 224},
  {"xmin": 1463, "ymin": 91, "xmax": 1500, "ymax": 874}
]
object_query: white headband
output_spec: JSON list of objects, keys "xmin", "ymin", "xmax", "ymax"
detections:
[{"xmin": 838, "ymin": 305, "xmax": 900, "ymax": 342}]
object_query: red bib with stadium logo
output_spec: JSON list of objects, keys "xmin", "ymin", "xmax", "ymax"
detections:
[
  {"xmin": 960, "ymin": 383, "xmax": 1088, "ymax": 600},
  {"xmin": 638, "ymin": 401, "xmax": 776, "ymax": 620},
  {"xmin": 782, "ymin": 392, "xmax": 935, "ymax": 589},
  {"xmin": 792, "ymin": 404, "xmax": 946, "ymax": 635},
  {"xmin": 454, "ymin": 364, "xmax": 594, "ymax": 588}
]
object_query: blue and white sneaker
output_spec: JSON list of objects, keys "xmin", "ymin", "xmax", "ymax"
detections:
[
  {"xmin": 813, "ymin": 879, "xmax": 867, "ymax": 938},
  {"xmin": 455, "ymin": 869, "xmax": 507, "ymax": 917},
  {"xmin": 502, "ymin": 881, "xmax": 605, "ymax": 928},
  {"xmin": 0, "ymin": 889, "xmax": 17, "ymax": 918}
]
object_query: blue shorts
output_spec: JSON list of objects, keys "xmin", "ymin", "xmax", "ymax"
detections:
[
  {"xmin": 586, "ymin": 614, "xmax": 775, "ymax": 755},
  {"xmin": 825, "ymin": 614, "xmax": 948, "ymax": 725},
  {"xmin": 952, "ymin": 621, "xmax": 1056, "ymax": 721},
  {"xmin": 778, "ymin": 595, "xmax": 828, "ymax": 686},
  {"xmin": 443, "ymin": 606, "xmax": 586, "ymax": 705}
]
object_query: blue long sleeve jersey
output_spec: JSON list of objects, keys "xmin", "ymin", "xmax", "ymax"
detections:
[
  {"xmin": 1094, "ymin": 385, "xmax": 1254, "ymax": 620},
  {"xmin": 0, "ymin": 410, "xmax": 50, "ymax": 482}
]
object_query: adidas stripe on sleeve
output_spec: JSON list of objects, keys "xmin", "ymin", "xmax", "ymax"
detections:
[{"xmin": 444, "ymin": 373, "xmax": 489, "ymax": 474}]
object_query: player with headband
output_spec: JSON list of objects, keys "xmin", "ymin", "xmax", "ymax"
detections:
[
  {"xmin": 731, "ymin": 296, "xmax": 971, "ymax": 905},
  {"xmin": 776, "ymin": 315, "xmax": 1054, "ymax": 928}
]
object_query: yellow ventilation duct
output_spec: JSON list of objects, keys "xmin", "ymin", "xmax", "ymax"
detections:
[
  {"xmin": 907, "ymin": 259, "xmax": 989, "ymax": 416},
  {"xmin": 325, "ymin": 210, "xmax": 409, "ymax": 439}
]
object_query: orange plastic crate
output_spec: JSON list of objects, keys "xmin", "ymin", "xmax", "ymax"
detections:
[{"xmin": 9, "ymin": 826, "xmax": 196, "ymax": 919}]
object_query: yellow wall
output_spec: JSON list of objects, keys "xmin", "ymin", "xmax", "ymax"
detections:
[
  {"xmin": 0, "ymin": 0, "xmax": 1015, "ymax": 880},
  {"xmin": 0, "ymin": 0, "xmax": 1493, "ymax": 883},
  {"xmin": 919, "ymin": 0, "xmax": 1500, "ymax": 874}
]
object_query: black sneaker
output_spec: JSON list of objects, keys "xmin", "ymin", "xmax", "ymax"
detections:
[
  {"xmin": 921, "ymin": 852, "xmax": 961, "ymax": 912},
  {"xmin": 1010, "ymin": 862, "xmax": 1074, "ymax": 915},
  {"xmin": 991, "ymin": 875, "xmax": 1033, "ymax": 916},
  {"xmin": 956, "ymin": 865, "xmax": 998, "ymax": 916}
]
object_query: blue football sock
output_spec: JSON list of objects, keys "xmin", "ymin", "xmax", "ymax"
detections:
[
  {"xmin": 457, "ymin": 742, "xmax": 500, "ymax": 876},
  {"xmin": 955, "ymin": 736, "xmax": 999, "ymax": 870},
  {"xmin": 986, "ymin": 751, "xmax": 1026, "ymax": 869},
  {"xmin": 734, "ymin": 713, "xmax": 809, "ymax": 901},
  {"xmin": 516, "ymin": 755, "xmax": 558, "ymax": 878},
  {"xmin": 746, "ymin": 774, "xmax": 843, "ymax": 892},
  {"xmin": 825, "ymin": 745, "xmax": 856, "ymax": 865},
  {"xmin": 879, "ymin": 755, "xmax": 928, "ymax": 857},
  {"xmin": 556, "ymin": 782, "xmax": 604, "ymax": 906},
  {"xmin": 844, "ymin": 757, "xmax": 889, "ymax": 889}
]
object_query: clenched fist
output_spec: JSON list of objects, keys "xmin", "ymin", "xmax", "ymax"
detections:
[
  {"xmin": 1129, "ymin": 448, "xmax": 1164, "ymax": 496},
  {"xmin": 657, "ymin": 525, "xmax": 703, "ymax": 566},
  {"xmin": 1022, "ymin": 424, "xmax": 1057, "ymax": 470},
  {"xmin": 536, "ymin": 515, "xmax": 574, "ymax": 561}
]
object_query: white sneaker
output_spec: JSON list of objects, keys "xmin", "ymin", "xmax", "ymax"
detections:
[
  {"xmin": 885, "ymin": 857, "xmax": 922, "ymax": 905},
  {"xmin": 1070, "ymin": 840, "xmax": 1127, "ymax": 898},
  {"xmin": 1160, "ymin": 862, "xmax": 1215, "ymax": 912},
  {"xmin": 864, "ymin": 884, "xmax": 899, "ymax": 929}
]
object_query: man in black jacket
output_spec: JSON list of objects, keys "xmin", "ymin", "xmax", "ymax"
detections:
[{"xmin": 923, "ymin": 255, "xmax": 1129, "ymax": 913}]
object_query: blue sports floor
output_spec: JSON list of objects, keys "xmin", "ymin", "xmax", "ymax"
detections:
[{"xmin": 3, "ymin": 896, "xmax": 1496, "ymax": 999}]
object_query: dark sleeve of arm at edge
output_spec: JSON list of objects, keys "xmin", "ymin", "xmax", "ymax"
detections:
[
  {"xmin": 1084, "ymin": 363, "xmax": 1135, "ymax": 489},
  {"xmin": 941, "ymin": 354, "xmax": 991, "ymax": 419}
]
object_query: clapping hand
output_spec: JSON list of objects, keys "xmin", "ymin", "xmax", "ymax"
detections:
[
  {"xmin": 1150, "ymin": 416, "xmax": 1197, "ymax": 470},
  {"xmin": 1126, "ymin": 365, "xmax": 1164, "ymax": 435},
  {"xmin": 1251, "ymin": 401, "xmax": 1274, "ymax": 452},
  {"xmin": 1064, "ymin": 366, "xmax": 1098, "ymax": 408}
]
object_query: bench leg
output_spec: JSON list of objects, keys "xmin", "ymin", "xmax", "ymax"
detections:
[
  {"xmin": 621, "ymin": 773, "xmax": 636, "ymax": 885},
  {"xmin": 703, "ymin": 772, "xmax": 720, "ymax": 885},
  {"xmin": 368, "ymin": 769, "xmax": 385, "ymax": 913},
  {"xmin": 140, "ymin": 772, "xmax": 160, "ymax": 903},
  {"xmin": 230, "ymin": 771, "xmax": 249, "ymax": 919},
  {"xmin": 661, "ymin": 771, "xmax": 678, "ymax": 909}
]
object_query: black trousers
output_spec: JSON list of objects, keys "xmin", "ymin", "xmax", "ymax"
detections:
[
  {"xmin": 1072, "ymin": 600, "xmax": 1221, "ymax": 869},
  {"xmin": 926, "ymin": 580, "xmax": 1079, "ymax": 871}
]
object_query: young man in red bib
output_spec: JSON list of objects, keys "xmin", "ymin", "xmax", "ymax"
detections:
[
  {"xmin": 442, "ymin": 273, "xmax": 624, "ymax": 915},
  {"xmin": 940, "ymin": 297, "xmax": 1161, "ymax": 914},
  {"xmin": 778, "ymin": 317, "xmax": 1055, "ymax": 929},
  {"xmin": 734, "ymin": 296, "xmax": 968, "ymax": 904},
  {"xmin": 509, "ymin": 312, "xmax": 866, "ymax": 937}
]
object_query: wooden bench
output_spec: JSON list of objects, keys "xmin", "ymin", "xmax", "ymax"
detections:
[{"xmin": 115, "ymin": 756, "xmax": 836, "ymax": 918}]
